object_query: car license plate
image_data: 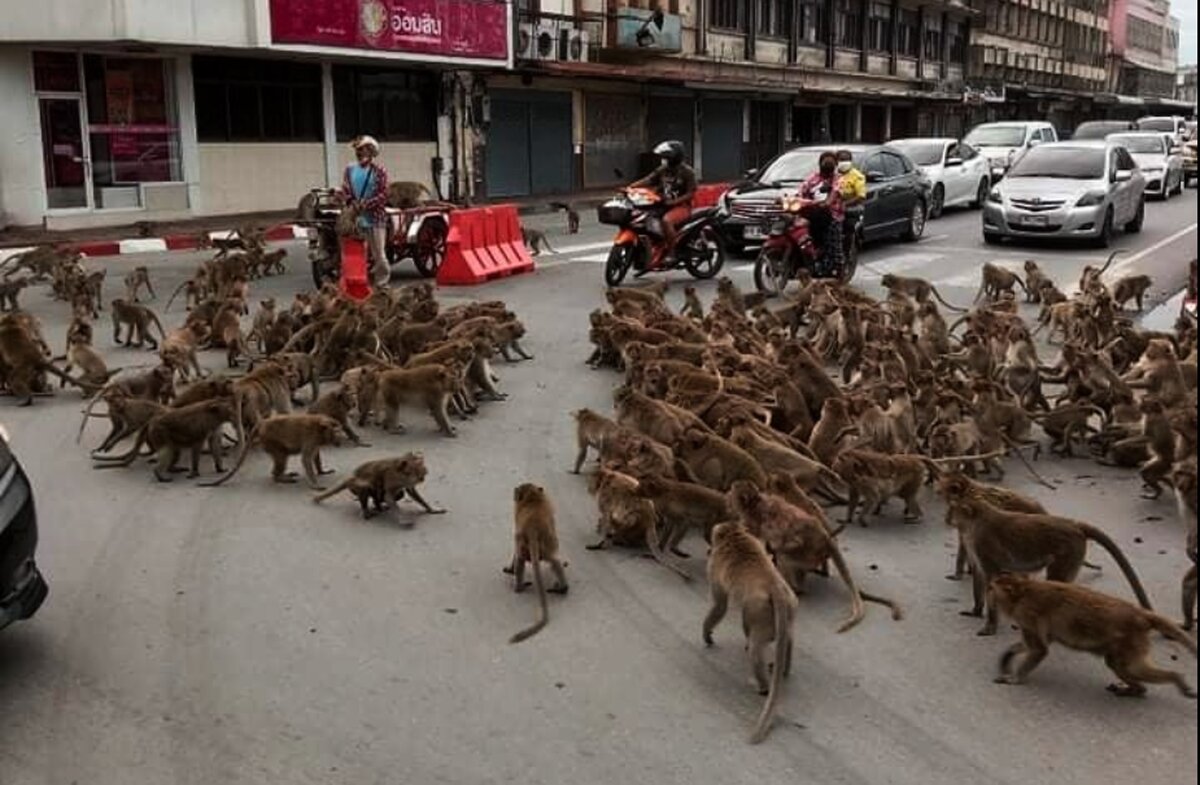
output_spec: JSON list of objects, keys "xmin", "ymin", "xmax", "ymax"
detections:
[
  {"xmin": 1020, "ymin": 214, "xmax": 1049, "ymax": 226},
  {"xmin": 744, "ymin": 225, "xmax": 766, "ymax": 240}
]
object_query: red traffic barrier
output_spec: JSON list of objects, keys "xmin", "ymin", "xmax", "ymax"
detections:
[
  {"xmin": 436, "ymin": 204, "xmax": 535, "ymax": 286},
  {"xmin": 338, "ymin": 236, "xmax": 372, "ymax": 301},
  {"xmin": 693, "ymin": 182, "xmax": 731, "ymax": 209}
]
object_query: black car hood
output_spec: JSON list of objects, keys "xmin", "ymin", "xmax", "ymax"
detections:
[{"xmin": 726, "ymin": 180, "xmax": 798, "ymax": 199}]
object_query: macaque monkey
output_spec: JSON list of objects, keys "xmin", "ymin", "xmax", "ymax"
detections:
[
  {"xmin": 1111, "ymin": 274, "xmax": 1152, "ymax": 312},
  {"xmin": 990, "ymin": 574, "xmax": 1195, "ymax": 698},
  {"xmin": 0, "ymin": 276, "xmax": 30, "ymax": 311},
  {"xmin": 680, "ymin": 285, "xmax": 704, "ymax": 320},
  {"xmin": 373, "ymin": 364, "xmax": 459, "ymax": 436},
  {"xmin": 506, "ymin": 483, "xmax": 569, "ymax": 644},
  {"xmin": 549, "ymin": 201, "xmax": 580, "ymax": 233},
  {"xmin": 202, "ymin": 413, "xmax": 344, "ymax": 490},
  {"xmin": 879, "ymin": 273, "xmax": 966, "ymax": 312},
  {"xmin": 92, "ymin": 398, "xmax": 240, "ymax": 481},
  {"xmin": 974, "ymin": 262, "xmax": 1027, "ymax": 303},
  {"xmin": 110, "ymin": 298, "xmax": 165, "ymax": 349},
  {"xmin": 308, "ymin": 387, "xmax": 369, "ymax": 446},
  {"xmin": 1021, "ymin": 260, "xmax": 1050, "ymax": 303},
  {"xmin": 312, "ymin": 452, "xmax": 443, "ymax": 519},
  {"xmin": 80, "ymin": 390, "xmax": 167, "ymax": 454},
  {"xmin": 571, "ymin": 407, "xmax": 620, "ymax": 473},
  {"xmin": 521, "ymin": 227, "xmax": 555, "ymax": 256},
  {"xmin": 123, "ymin": 266, "xmax": 155, "ymax": 302},
  {"xmin": 703, "ymin": 522, "xmax": 799, "ymax": 745}
]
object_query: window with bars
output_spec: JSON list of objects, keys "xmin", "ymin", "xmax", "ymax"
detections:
[
  {"xmin": 193, "ymin": 56, "xmax": 322, "ymax": 142},
  {"xmin": 757, "ymin": 0, "xmax": 786, "ymax": 37},
  {"xmin": 710, "ymin": 0, "xmax": 743, "ymax": 31},
  {"xmin": 897, "ymin": 9, "xmax": 919, "ymax": 57},
  {"xmin": 798, "ymin": 0, "xmax": 828, "ymax": 44},
  {"xmin": 837, "ymin": 0, "xmax": 863, "ymax": 48},
  {"xmin": 923, "ymin": 17, "xmax": 943, "ymax": 61},
  {"xmin": 332, "ymin": 66, "xmax": 436, "ymax": 143},
  {"xmin": 868, "ymin": 2, "xmax": 893, "ymax": 52},
  {"xmin": 947, "ymin": 20, "xmax": 966, "ymax": 63}
]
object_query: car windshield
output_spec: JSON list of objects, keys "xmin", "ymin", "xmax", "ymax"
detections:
[
  {"xmin": 1136, "ymin": 118, "xmax": 1176, "ymax": 133},
  {"xmin": 1109, "ymin": 135, "xmax": 1164, "ymax": 154},
  {"xmin": 965, "ymin": 125, "xmax": 1026, "ymax": 147},
  {"xmin": 1073, "ymin": 122, "xmax": 1128, "ymax": 140},
  {"xmin": 1006, "ymin": 146, "xmax": 1105, "ymax": 179},
  {"xmin": 889, "ymin": 141, "xmax": 944, "ymax": 166},
  {"xmin": 757, "ymin": 151, "xmax": 822, "ymax": 184}
]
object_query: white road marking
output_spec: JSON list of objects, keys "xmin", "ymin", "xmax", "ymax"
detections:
[
  {"xmin": 543, "ymin": 240, "xmax": 613, "ymax": 256},
  {"xmin": 856, "ymin": 252, "xmax": 948, "ymax": 279},
  {"xmin": 118, "ymin": 238, "xmax": 168, "ymax": 254},
  {"xmin": 1106, "ymin": 222, "xmax": 1198, "ymax": 280}
]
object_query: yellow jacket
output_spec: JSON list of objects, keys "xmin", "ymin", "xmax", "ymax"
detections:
[{"xmin": 839, "ymin": 168, "xmax": 867, "ymax": 202}]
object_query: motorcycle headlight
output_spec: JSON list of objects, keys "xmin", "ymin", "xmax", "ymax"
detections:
[
  {"xmin": 987, "ymin": 188, "xmax": 1003, "ymax": 204},
  {"xmin": 1075, "ymin": 190, "xmax": 1107, "ymax": 207}
]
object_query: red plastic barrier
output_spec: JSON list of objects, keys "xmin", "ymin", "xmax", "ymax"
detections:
[
  {"xmin": 338, "ymin": 236, "xmax": 372, "ymax": 300},
  {"xmin": 437, "ymin": 204, "xmax": 535, "ymax": 286},
  {"xmin": 693, "ymin": 182, "xmax": 731, "ymax": 209}
]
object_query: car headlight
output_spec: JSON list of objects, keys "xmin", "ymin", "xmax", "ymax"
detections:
[
  {"xmin": 987, "ymin": 188, "xmax": 1002, "ymax": 204},
  {"xmin": 1076, "ymin": 190, "xmax": 1107, "ymax": 207}
]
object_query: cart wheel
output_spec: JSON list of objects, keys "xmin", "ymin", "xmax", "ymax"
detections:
[{"xmin": 413, "ymin": 219, "xmax": 447, "ymax": 278}]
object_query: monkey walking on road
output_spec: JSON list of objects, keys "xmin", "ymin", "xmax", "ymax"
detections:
[
  {"xmin": 506, "ymin": 483, "xmax": 569, "ymax": 644},
  {"xmin": 522, "ymin": 227, "xmax": 556, "ymax": 256},
  {"xmin": 549, "ymin": 202, "xmax": 580, "ymax": 234}
]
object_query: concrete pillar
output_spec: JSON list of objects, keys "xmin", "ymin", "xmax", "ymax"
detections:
[
  {"xmin": 174, "ymin": 54, "xmax": 202, "ymax": 213},
  {"xmin": 321, "ymin": 61, "xmax": 338, "ymax": 188}
]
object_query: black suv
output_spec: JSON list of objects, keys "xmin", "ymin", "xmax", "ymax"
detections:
[
  {"xmin": 715, "ymin": 144, "xmax": 931, "ymax": 253},
  {"xmin": 0, "ymin": 432, "xmax": 47, "ymax": 631}
]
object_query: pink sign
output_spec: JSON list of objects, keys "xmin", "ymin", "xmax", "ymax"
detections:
[{"xmin": 270, "ymin": 0, "xmax": 508, "ymax": 61}]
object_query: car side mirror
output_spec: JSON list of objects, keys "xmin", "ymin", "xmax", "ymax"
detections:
[
  {"xmin": 866, "ymin": 170, "xmax": 885, "ymax": 183},
  {"xmin": 1113, "ymin": 169, "xmax": 1133, "ymax": 183},
  {"xmin": 743, "ymin": 168, "xmax": 759, "ymax": 179},
  {"xmin": 945, "ymin": 157, "xmax": 964, "ymax": 167},
  {"xmin": 1027, "ymin": 138, "xmax": 1042, "ymax": 149}
]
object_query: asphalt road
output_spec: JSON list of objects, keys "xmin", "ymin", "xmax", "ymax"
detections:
[{"xmin": 0, "ymin": 188, "xmax": 1196, "ymax": 785}]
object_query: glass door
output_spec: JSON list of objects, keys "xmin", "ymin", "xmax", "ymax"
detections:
[{"xmin": 38, "ymin": 97, "xmax": 91, "ymax": 210}]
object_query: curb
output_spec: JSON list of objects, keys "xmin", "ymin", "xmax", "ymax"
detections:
[{"xmin": 0, "ymin": 224, "xmax": 309, "ymax": 264}]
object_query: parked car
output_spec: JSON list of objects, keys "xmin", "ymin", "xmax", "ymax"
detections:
[
  {"xmin": 717, "ymin": 144, "xmax": 931, "ymax": 253},
  {"xmin": 1183, "ymin": 127, "xmax": 1198, "ymax": 188},
  {"xmin": 1072, "ymin": 120, "xmax": 1136, "ymax": 140},
  {"xmin": 982, "ymin": 140, "xmax": 1145, "ymax": 247},
  {"xmin": 963, "ymin": 121, "xmax": 1058, "ymax": 182},
  {"xmin": 0, "ymin": 428, "xmax": 47, "ymax": 633},
  {"xmin": 1135, "ymin": 115, "xmax": 1190, "ymax": 144},
  {"xmin": 1105, "ymin": 132, "xmax": 1183, "ymax": 199},
  {"xmin": 887, "ymin": 137, "xmax": 991, "ymax": 217}
]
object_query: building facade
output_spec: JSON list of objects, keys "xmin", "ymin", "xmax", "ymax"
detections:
[
  {"xmin": 1107, "ymin": 0, "xmax": 1179, "ymax": 101},
  {"xmin": 1178, "ymin": 64, "xmax": 1198, "ymax": 107},
  {"xmin": 0, "ymin": 0, "xmax": 510, "ymax": 229}
]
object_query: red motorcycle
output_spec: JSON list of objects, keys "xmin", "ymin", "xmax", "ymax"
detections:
[
  {"xmin": 752, "ymin": 190, "xmax": 860, "ymax": 296},
  {"xmin": 597, "ymin": 187, "xmax": 725, "ymax": 286}
]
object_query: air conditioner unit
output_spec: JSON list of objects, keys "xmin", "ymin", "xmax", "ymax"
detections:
[
  {"xmin": 561, "ymin": 28, "xmax": 589, "ymax": 62},
  {"xmin": 533, "ymin": 21, "xmax": 560, "ymax": 60},
  {"xmin": 516, "ymin": 21, "xmax": 538, "ymax": 59}
]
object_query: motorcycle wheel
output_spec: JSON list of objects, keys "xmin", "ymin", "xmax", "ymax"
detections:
[
  {"xmin": 682, "ymin": 226, "xmax": 725, "ymax": 280},
  {"xmin": 838, "ymin": 232, "xmax": 860, "ymax": 284},
  {"xmin": 753, "ymin": 244, "xmax": 793, "ymax": 296},
  {"xmin": 412, "ymin": 218, "xmax": 448, "ymax": 278},
  {"xmin": 605, "ymin": 244, "xmax": 634, "ymax": 286}
]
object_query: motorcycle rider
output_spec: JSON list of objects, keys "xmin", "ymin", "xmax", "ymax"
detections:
[
  {"xmin": 341, "ymin": 135, "xmax": 390, "ymax": 288},
  {"xmin": 630, "ymin": 140, "xmax": 697, "ymax": 269},
  {"xmin": 798, "ymin": 150, "xmax": 846, "ymax": 276}
]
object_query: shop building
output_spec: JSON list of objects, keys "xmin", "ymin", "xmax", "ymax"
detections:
[
  {"xmin": 1099, "ymin": 0, "xmax": 1191, "ymax": 118},
  {"xmin": 0, "ymin": 0, "xmax": 510, "ymax": 229}
]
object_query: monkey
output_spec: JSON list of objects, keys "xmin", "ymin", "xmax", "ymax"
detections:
[
  {"xmin": 91, "ymin": 397, "xmax": 240, "ymax": 481},
  {"xmin": 676, "ymin": 428, "xmax": 767, "ymax": 492},
  {"xmin": 61, "ymin": 334, "xmax": 119, "ymax": 393},
  {"xmin": 1122, "ymin": 338, "xmax": 1188, "ymax": 408},
  {"xmin": 989, "ymin": 574, "xmax": 1196, "ymax": 698},
  {"xmin": 807, "ymin": 396, "xmax": 857, "ymax": 466},
  {"xmin": 680, "ymin": 285, "xmax": 704, "ymax": 320},
  {"xmin": 634, "ymin": 473, "xmax": 731, "ymax": 556},
  {"xmin": 549, "ymin": 201, "xmax": 580, "ymax": 234},
  {"xmin": 0, "ymin": 317, "xmax": 90, "ymax": 403},
  {"xmin": 1110, "ymin": 273, "xmax": 1152, "ymax": 312},
  {"xmin": 702, "ymin": 521, "xmax": 798, "ymax": 745},
  {"xmin": 585, "ymin": 469, "xmax": 687, "ymax": 578},
  {"xmin": 714, "ymin": 276, "xmax": 748, "ymax": 316},
  {"xmin": 247, "ymin": 297, "xmax": 277, "ymax": 352},
  {"xmin": 571, "ymin": 407, "xmax": 621, "ymax": 473},
  {"xmin": 83, "ymin": 365, "xmax": 175, "ymax": 412},
  {"xmin": 1135, "ymin": 397, "xmax": 1176, "ymax": 499},
  {"xmin": 272, "ymin": 351, "xmax": 320, "ymax": 404},
  {"xmin": 80, "ymin": 390, "xmax": 167, "ymax": 453},
  {"xmin": 123, "ymin": 265, "xmax": 155, "ymax": 302},
  {"xmin": 110, "ymin": 298, "xmax": 165, "ymax": 349},
  {"xmin": 308, "ymin": 387, "xmax": 369, "ymax": 446},
  {"xmin": 1078, "ymin": 250, "xmax": 1122, "ymax": 296},
  {"xmin": 205, "ymin": 300, "xmax": 249, "ymax": 368},
  {"xmin": 832, "ymin": 449, "xmax": 937, "ymax": 525},
  {"xmin": 492, "ymin": 318, "xmax": 535, "ymax": 362},
  {"xmin": 729, "ymin": 426, "xmax": 845, "ymax": 502},
  {"xmin": 386, "ymin": 181, "xmax": 431, "ymax": 209},
  {"xmin": 879, "ymin": 272, "xmax": 966, "ymax": 312},
  {"xmin": 506, "ymin": 483, "xmax": 568, "ymax": 644},
  {"xmin": 201, "ymin": 413, "xmax": 343, "ymax": 490},
  {"xmin": 613, "ymin": 385, "xmax": 705, "ymax": 446},
  {"xmin": 312, "ymin": 453, "xmax": 444, "ymax": 519},
  {"xmin": 936, "ymin": 472, "xmax": 1047, "ymax": 581},
  {"xmin": 521, "ymin": 227, "xmax": 555, "ymax": 256},
  {"xmin": 1028, "ymin": 403, "xmax": 1105, "ymax": 457},
  {"xmin": 0, "ymin": 276, "xmax": 29, "ymax": 311},
  {"xmin": 373, "ymin": 364, "xmax": 459, "ymax": 436},
  {"xmin": 728, "ymin": 481, "xmax": 902, "ymax": 632},
  {"xmin": 1020, "ymin": 260, "xmax": 1050, "ymax": 303},
  {"xmin": 1172, "ymin": 460, "xmax": 1197, "ymax": 630},
  {"xmin": 941, "ymin": 494, "xmax": 1153, "ymax": 636},
  {"xmin": 974, "ymin": 262, "xmax": 1027, "ymax": 303}
]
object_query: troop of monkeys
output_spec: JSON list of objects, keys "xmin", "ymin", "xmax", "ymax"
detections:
[{"xmin": 521, "ymin": 256, "xmax": 1197, "ymax": 743}]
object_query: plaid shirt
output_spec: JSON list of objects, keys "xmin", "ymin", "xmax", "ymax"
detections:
[
  {"xmin": 341, "ymin": 161, "xmax": 389, "ymax": 225},
  {"xmin": 800, "ymin": 171, "xmax": 846, "ymax": 223}
]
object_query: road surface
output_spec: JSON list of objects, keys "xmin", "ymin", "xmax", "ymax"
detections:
[{"xmin": 0, "ymin": 188, "xmax": 1196, "ymax": 785}]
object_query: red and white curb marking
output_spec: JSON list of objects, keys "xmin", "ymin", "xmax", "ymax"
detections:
[{"xmin": 0, "ymin": 224, "xmax": 308, "ymax": 264}]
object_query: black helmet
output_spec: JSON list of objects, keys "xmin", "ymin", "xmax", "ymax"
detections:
[{"xmin": 653, "ymin": 140, "xmax": 685, "ymax": 165}]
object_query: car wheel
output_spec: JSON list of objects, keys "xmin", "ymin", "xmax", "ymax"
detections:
[
  {"xmin": 902, "ymin": 199, "xmax": 927, "ymax": 242},
  {"xmin": 1093, "ymin": 207, "xmax": 1115, "ymax": 248},
  {"xmin": 970, "ymin": 178, "xmax": 989, "ymax": 208},
  {"xmin": 1125, "ymin": 198, "xmax": 1145, "ymax": 234},
  {"xmin": 930, "ymin": 185, "xmax": 945, "ymax": 219},
  {"xmin": 983, "ymin": 230, "xmax": 1002, "ymax": 245}
]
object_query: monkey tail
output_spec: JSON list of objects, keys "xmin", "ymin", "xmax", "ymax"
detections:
[
  {"xmin": 509, "ymin": 541, "xmax": 550, "ymax": 644},
  {"xmin": 749, "ymin": 582, "xmax": 794, "ymax": 744},
  {"xmin": 39, "ymin": 361, "xmax": 97, "ymax": 395},
  {"xmin": 1000, "ymin": 435, "xmax": 1056, "ymax": 490},
  {"xmin": 1095, "ymin": 249, "xmax": 1123, "ymax": 279},
  {"xmin": 859, "ymin": 590, "xmax": 904, "ymax": 621},
  {"xmin": 312, "ymin": 477, "xmax": 353, "ymax": 504},
  {"xmin": 1082, "ymin": 524, "xmax": 1153, "ymax": 611},
  {"xmin": 1014, "ymin": 275, "xmax": 1029, "ymax": 294},
  {"xmin": 77, "ymin": 391, "xmax": 110, "ymax": 443},
  {"xmin": 1145, "ymin": 612, "xmax": 1198, "ymax": 656},
  {"xmin": 644, "ymin": 516, "xmax": 692, "ymax": 582},
  {"xmin": 148, "ymin": 311, "xmax": 166, "ymax": 339},
  {"xmin": 90, "ymin": 426, "xmax": 149, "ymax": 466},
  {"xmin": 827, "ymin": 545, "xmax": 866, "ymax": 633},
  {"xmin": 198, "ymin": 422, "xmax": 259, "ymax": 487},
  {"xmin": 932, "ymin": 287, "xmax": 968, "ymax": 313},
  {"xmin": 164, "ymin": 279, "xmax": 189, "ymax": 312}
]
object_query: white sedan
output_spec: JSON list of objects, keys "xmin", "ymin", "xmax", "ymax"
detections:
[
  {"xmin": 1105, "ymin": 132, "xmax": 1185, "ymax": 200},
  {"xmin": 887, "ymin": 138, "xmax": 992, "ymax": 218}
]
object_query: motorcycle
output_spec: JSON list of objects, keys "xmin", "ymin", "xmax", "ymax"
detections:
[
  {"xmin": 597, "ymin": 187, "xmax": 726, "ymax": 287},
  {"xmin": 299, "ymin": 187, "xmax": 450, "ymax": 289},
  {"xmin": 752, "ymin": 189, "xmax": 861, "ymax": 296}
]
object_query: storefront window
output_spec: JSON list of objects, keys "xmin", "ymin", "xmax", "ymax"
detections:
[
  {"xmin": 193, "ymin": 56, "xmax": 323, "ymax": 142},
  {"xmin": 333, "ymin": 66, "xmax": 437, "ymax": 143},
  {"xmin": 83, "ymin": 54, "xmax": 182, "ymax": 207}
]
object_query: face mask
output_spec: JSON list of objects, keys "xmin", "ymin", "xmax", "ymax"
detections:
[
  {"xmin": 837, "ymin": 161, "xmax": 852, "ymax": 174},
  {"xmin": 820, "ymin": 163, "xmax": 836, "ymax": 176}
]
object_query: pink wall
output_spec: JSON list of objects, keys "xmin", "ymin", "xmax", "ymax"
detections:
[{"xmin": 1109, "ymin": 0, "xmax": 1129, "ymax": 53}]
